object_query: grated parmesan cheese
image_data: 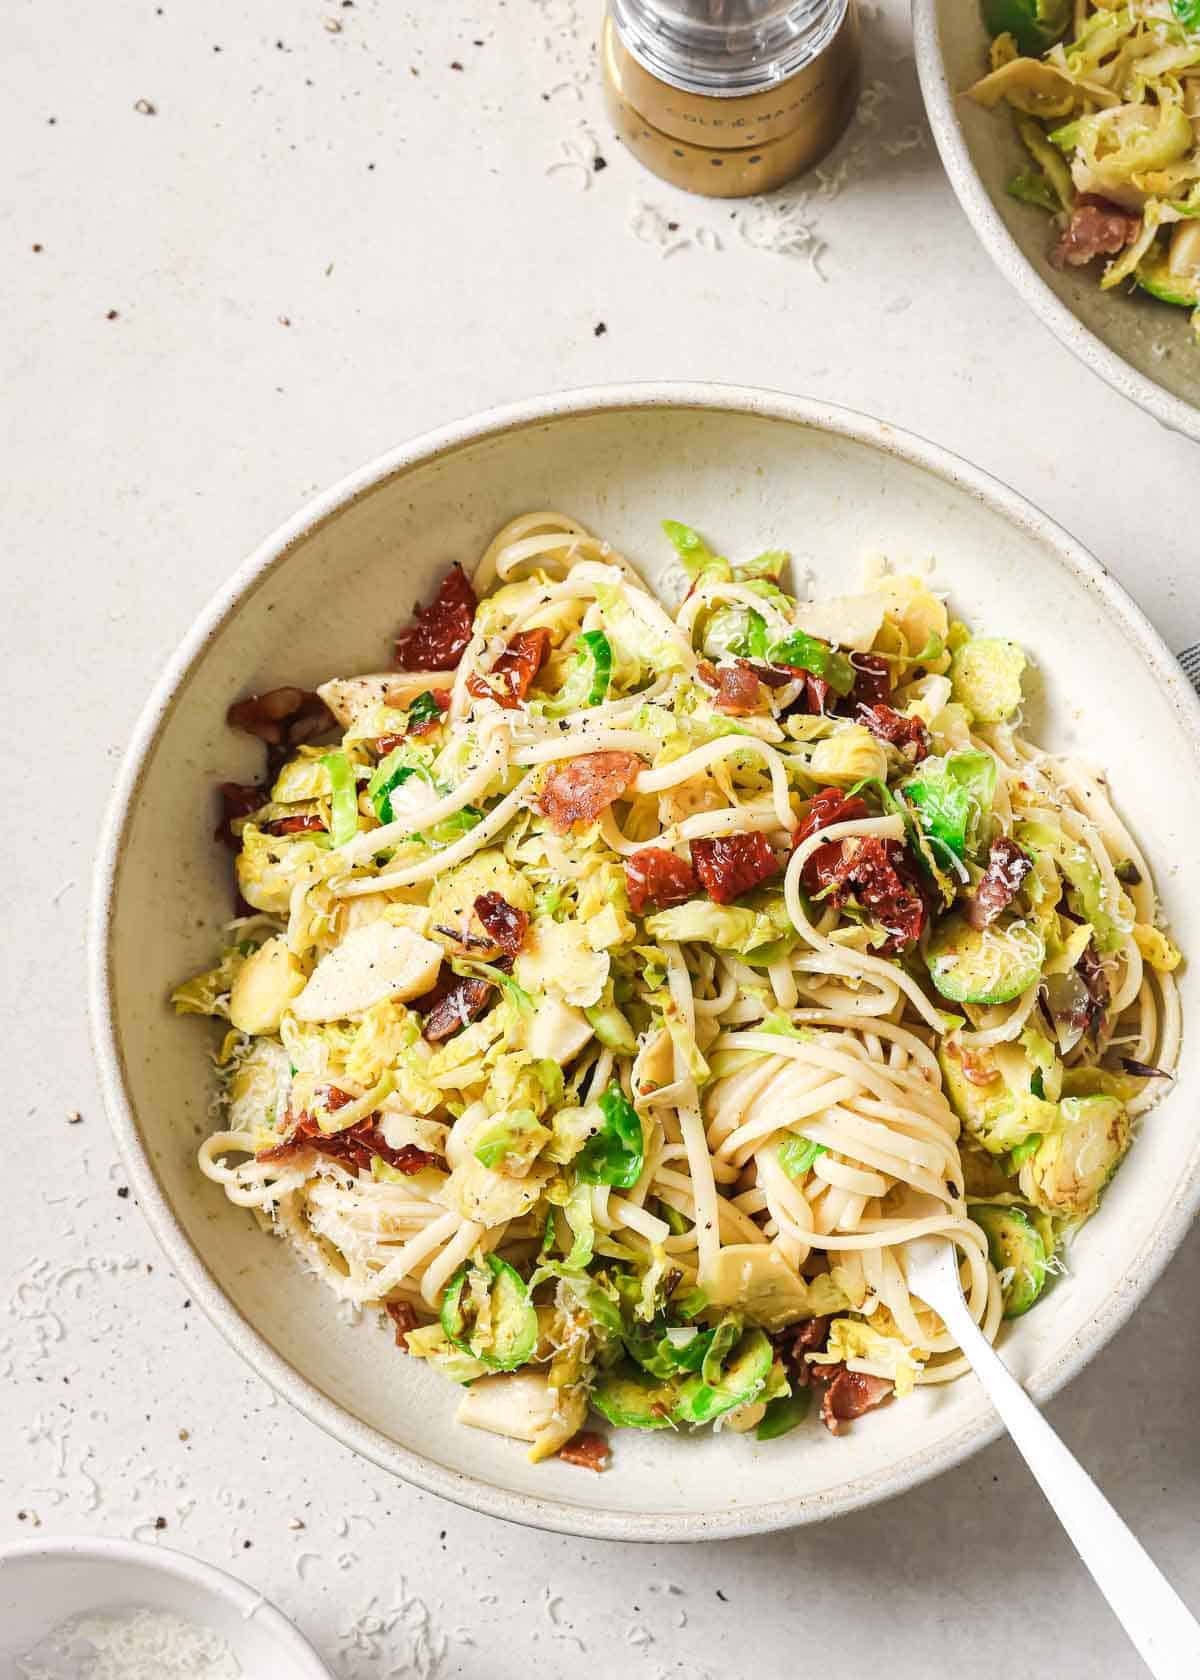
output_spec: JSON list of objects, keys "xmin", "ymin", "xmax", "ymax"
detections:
[{"xmin": 16, "ymin": 1607, "xmax": 241, "ymax": 1680}]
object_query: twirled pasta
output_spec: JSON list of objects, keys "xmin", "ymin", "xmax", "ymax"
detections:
[{"xmin": 179, "ymin": 511, "xmax": 1180, "ymax": 1455}]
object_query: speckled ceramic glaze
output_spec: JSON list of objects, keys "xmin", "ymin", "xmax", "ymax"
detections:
[
  {"xmin": 0, "ymin": 1537, "xmax": 332, "ymax": 1676},
  {"xmin": 914, "ymin": 0, "xmax": 1200, "ymax": 447},
  {"xmin": 89, "ymin": 385, "xmax": 1200, "ymax": 1540}
]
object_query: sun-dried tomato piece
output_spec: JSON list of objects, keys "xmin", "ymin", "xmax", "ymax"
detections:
[
  {"xmin": 793, "ymin": 787, "xmax": 870, "ymax": 895},
  {"xmin": 538, "ymin": 750, "xmax": 642, "ymax": 835},
  {"xmin": 385, "ymin": 1300, "xmax": 420, "ymax": 1351},
  {"xmin": 467, "ymin": 628, "xmax": 550, "ymax": 709},
  {"xmin": 691, "ymin": 831, "xmax": 780, "ymax": 905},
  {"xmin": 394, "ymin": 564, "xmax": 478, "ymax": 671},
  {"xmin": 263, "ymin": 813, "xmax": 327, "ymax": 837},
  {"xmin": 415, "ymin": 967, "xmax": 495, "ymax": 1041},
  {"xmin": 966, "ymin": 837, "xmax": 1032, "ymax": 931},
  {"xmin": 849, "ymin": 652, "xmax": 891, "ymax": 708},
  {"xmin": 696, "ymin": 660, "xmax": 719, "ymax": 690},
  {"xmin": 809, "ymin": 1363, "xmax": 893, "ymax": 1435},
  {"xmin": 858, "ymin": 702, "xmax": 929, "ymax": 763},
  {"xmin": 624, "ymin": 847, "xmax": 699, "ymax": 915},
  {"xmin": 473, "ymin": 892, "xmax": 530, "ymax": 957},
  {"xmin": 794, "ymin": 788, "xmax": 869, "ymax": 847},
  {"xmin": 557, "ymin": 1430, "xmax": 612, "ymax": 1472},
  {"xmin": 823, "ymin": 836, "xmax": 927, "ymax": 953},
  {"xmin": 215, "ymin": 781, "xmax": 266, "ymax": 847}
]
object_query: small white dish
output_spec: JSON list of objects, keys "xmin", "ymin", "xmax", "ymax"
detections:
[
  {"xmin": 913, "ymin": 0, "xmax": 1200, "ymax": 446},
  {"xmin": 0, "ymin": 1537, "xmax": 331, "ymax": 1679},
  {"xmin": 89, "ymin": 383, "xmax": 1200, "ymax": 1540}
]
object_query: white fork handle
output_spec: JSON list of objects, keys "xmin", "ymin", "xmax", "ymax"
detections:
[{"xmin": 942, "ymin": 1291, "xmax": 1200, "ymax": 1679}]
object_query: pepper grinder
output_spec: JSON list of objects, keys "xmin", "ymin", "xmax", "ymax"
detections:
[{"xmin": 602, "ymin": 0, "xmax": 861, "ymax": 198}]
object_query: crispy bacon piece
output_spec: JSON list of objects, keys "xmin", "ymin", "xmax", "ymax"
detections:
[
  {"xmin": 385, "ymin": 1300, "xmax": 420, "ymax": 1351},
  {"xmin": 745, "ymin": 662, "xmax": 830, "ymax": 715},
  {"xmin": 557, "ymin": 1430, "xmax": 612, "ymax": 1472},
  {"xmin": 850, "ymin": 652, "xmax": 891, "ymax": 708},
  {"xmin": 747, "ymin": 663, "xmax": 796, "ymax": 691},
  {"xmin": 809, "ymin": 1363, "xmax": 894, "ymax": 1435},
  {"xmin": 624, "ymin": 847, "xmax": 699, "ymax": 915},
  {"xmin": 1052, "ymin": 194, "xmax": 1141, "ymax": 270},
  {"xmin": 966, "ymin": 837, "xmax": 1032, "ymax": 931},
  {"xmin": 773, "ymin": 1315, "xmax": 832, "ymax": 1387},
  {"xmin": 858, "ymin": 702, "xmax": 929, "ymax": 763},
  {"xmin": 375, "ymin": 733, "xmax": 406, "ymax": 756},
  {"xmin": 215, "ymin": 781, "xmax": 266, "ymax": 847},
  {"xmin": 802, "ymin": 673, "xmax": 832, "ymax": 715},
  {"xmin": 691, "ymin": 831, "xmax": 780, "ymax": 905},
  {"xmin": 257, "ymin": 1102, "xmax": 438, "ymax": 1179},
  {"xmin": 473, "ymin": 892, "xmax": 530, "ymax": 957},
  {"xmin": 538, "ymin": 750, "xmax": 642, "ymax": 835},
  {"xmin": 416, "ymin": 967, "xmax": 495, "ymax": 1042},
  {"xmin": 226, "ymin": 686, "xmax": 333, "ymax": 750},
  {"xmin": 394, "ymin": 564, "xmax": 477, "ymax": 671},
  {"xmin": 263, "ymin": 813, "xmax": 327, "ymax": 837},
  {"xmin": 793, "ymin": 788, "xmax": 870, "ymax": 895},
  {"xmin": 711, "ymin": 661, "xmax": 766, "ymax": 715},
  {"xmin": 467, "ymin": 629, "xmax": 550, "ymax": 709}
]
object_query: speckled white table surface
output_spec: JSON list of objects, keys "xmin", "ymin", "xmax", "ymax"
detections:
[{"xmin": 5, "ymin": 0, "xmax": 1200, "ymax": 1674}]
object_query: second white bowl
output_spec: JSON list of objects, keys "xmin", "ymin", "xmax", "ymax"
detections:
[{"xmin": 914, "ymin": 0, "xmax": 1200, "ymax": 446}]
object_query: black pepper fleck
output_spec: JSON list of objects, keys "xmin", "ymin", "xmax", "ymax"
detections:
[
  {"xmin": 716, "ymin": 1589, "xmax": 728, "ymax": 1602},
  {"xmin": 116, "ymin": 1186, "xmax": 129, "ymax": 1198},
  {"xmin": 593, "ymin": 321, "xmax": 607, "ymax": 337},
  {"xmin": 106, "ymin": 309, "xmax": 119, "ymax": 320},
  {"xmin": 154, "ymin": 1516, "xmax": 167, "ymax": 1530},
  {"xmin": 450, "ymin": 60, "xmax": 464, "ymax": 70},
  {"xmin": 593, "ymin": 154, "xmax": 607, "ymax": 171}
]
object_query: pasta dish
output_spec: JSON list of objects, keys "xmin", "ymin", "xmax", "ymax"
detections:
[{"xmin": 173, "ymin": 512, "xmax": 1180, "ymax": 1466}]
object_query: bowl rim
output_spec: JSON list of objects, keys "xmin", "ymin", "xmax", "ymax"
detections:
[
  {"xmin": 911, "ymin": 0, "xmax": 1200, "ymax": 449},
  {"xmin": 0, "ymin": 1535, "xmax": 332, "ymax": 1676},
  {"xmin": 87, "ymin": 380, "xmax": 1200, "ymax": 1542}
]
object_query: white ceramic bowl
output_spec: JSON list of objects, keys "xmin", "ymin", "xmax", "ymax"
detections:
[
  {"xmin": 913, "ymin": 0, "xmax": 1200, "ymax": 446},
  {"xmin": 0, "ymin": 1537, "xmax": 331, "ymax": 1677},
  {"xmin": 89, "ymin": 383, "xmax": 1200, "ymax": 1541}
]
